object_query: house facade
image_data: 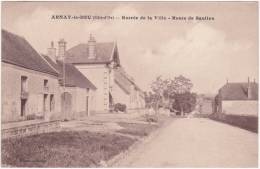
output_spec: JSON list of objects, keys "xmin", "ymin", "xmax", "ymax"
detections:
[
  {"xmin": 113, "ymin": 67, "xmax": 145, "ymax": 109},
  {"xmin": 43, "ymin": 41, "xmax": 97, "ymax": 120},
  {"xmin": 64, "ymin": 35, "xmax": 145, "ymax": 112},
  {"xmin": 213, "ymin": 78, "xmax": 258, "ymax": 116},
  {"xmin": 1, "ymin": 30, "xmax": 60, "ymax": 123}
]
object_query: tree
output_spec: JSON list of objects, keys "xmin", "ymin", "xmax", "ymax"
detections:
[
  {"xmin": 146, "ymin": 75, "xmax": 196, "ymax": 116},
  {"xmin": 170, "ymin": 75, "xmax": 195, "ymax": 115},
  {"xmin": 173, "ymin": 75, "xmax": 193, "ymax": 94},
  {"xmin": 172, "ymin": 92, "xmax": 197, "ymax": 115}
]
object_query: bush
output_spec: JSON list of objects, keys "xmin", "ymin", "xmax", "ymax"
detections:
[
  {"xmin": 114, "ymin": 103, "xmax": 127, "ymax": 112},
  {"xmin": 145, "ymin": 114, "xmax": 158, "ymax": 123}
]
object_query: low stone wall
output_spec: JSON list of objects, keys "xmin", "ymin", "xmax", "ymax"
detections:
[
  {"xmin": 209, "ymin": 113, "xmax": 258, "ymax": 133},
  {"xmin": 2, "ymin": 120, "xmax": 60, "ymax": 139}
]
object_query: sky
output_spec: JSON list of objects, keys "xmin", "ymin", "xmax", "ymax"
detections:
[{"xmin": 2, "ymin": 2, "xmax": 258, "ymax": 94}]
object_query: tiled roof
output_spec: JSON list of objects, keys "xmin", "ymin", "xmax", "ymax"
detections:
[
  {"xmin": 114, "ymin": 67, "xmax": 143, "ymax": 95},
  {"xmin": 2, "ymin": 30, "xmax": 59, "ymax": 76},
  {"xmin": 219, "ymin": 82, "xmax": 258, "ymax": 100},
  {"xmin": 65, "ymin": 42, "xmax": 115, "ymax": 64},
  {"xmin": 114, "ymin": 69, "xmax": 132, "ymax": 95},
  {"xmin": 42, "ymin": 55, "xmax": 96, "ymax": 90}
]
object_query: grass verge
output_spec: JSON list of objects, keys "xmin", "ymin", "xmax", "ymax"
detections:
[
  {"xmin": 209, "ymin": 113, "xmax": 258, "ymax": 133},
  {"xmin": 2, "ymin": 131, "xmax": 135, "ymax": 167},
  {"xmin": 117, "ymin": 122, "xmax": 158, "ymax": 137},
  {"xmin": 117, "ymin": 114, "xmax": 172, "ymax": 137}
]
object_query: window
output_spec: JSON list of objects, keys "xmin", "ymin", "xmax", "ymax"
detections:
[
  {"xmin": 21, "ymin": 76, "xmax": 28, "ymax": 93},
  {"xmin": 44, "ymin": 79, "xmax": 49, "ymax": 93},
  {"xmin": 44, "ymin": 79, "xmax": 48, "ymax": 87}
]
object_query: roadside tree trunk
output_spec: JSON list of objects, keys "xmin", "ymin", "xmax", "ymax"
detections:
[{"xmin": 181, "ymin": 106, "xmax": 184, "ymax": 116}]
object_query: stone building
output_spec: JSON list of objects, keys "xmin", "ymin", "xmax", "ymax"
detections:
[
  {"xmin": 1, "ymin": 30, "xmax": 60, "ymax": 123},
  {"xmin": 62, "ymin": 35, "xmax": 145, "ymax": 112},
  {"xmin": 43, "ymin": 41, "xmax": 96, "ymax": 119},
  {"xmin": 113, "ymin": 67, "xmax": 145, "ymax": 109},
  {"xmin": 213, "ymin": 78, "xmax": 258, "ymax": 116}
]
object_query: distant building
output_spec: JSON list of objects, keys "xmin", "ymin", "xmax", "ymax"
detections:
[
  {"xmin": 43, "ymin": 41, "xmax": 96, "ymax": 119},
  {"xmin": 62, "ymin": 35, "xmax": 145, "ymax": 112},
  {"xmin": 196, "ymin": 94, "xmax": 213, "ymax": 114},
  {"xmin": 1, "ymin": 30, "xmax": 60, "ymax": 122},
  {"xmin": 213, "ymin": 78, "xmax": 258, "ymax": 116}
]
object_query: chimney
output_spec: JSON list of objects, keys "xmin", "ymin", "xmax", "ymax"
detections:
[
  {"xmin": 58, "ymin": 39, "xmax": 66, "ymax": 60},
  {"xmin": 47, "ymin": 41, "xmax": 57, "ymax": 62},
  {"xmin": 88, "ymin": 34, "xmax": 96, "ymax": 59},
  {"xmin": 247, "ymin": 77, "xmax": 252, "ymax": 99}
]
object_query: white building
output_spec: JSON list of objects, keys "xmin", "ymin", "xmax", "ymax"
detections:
[
  {"xmin": 1, "ymin": 30, "xmax": 60, "ymax": 122},
  {"xmin": 63, "ymin": 35, "xmax": 145, "ymax": 113},
  {"xmin": 43, "ymin": 41, "xmax": 97, "ymax": 119},
  {"xmin": 214, "ymin": 78, "xmax": 258, "ymax": 116}
]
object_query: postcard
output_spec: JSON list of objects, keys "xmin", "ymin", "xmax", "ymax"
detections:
[{"xmin": 1, "ymin": 1, "xmax": 258, "ymax": 168}]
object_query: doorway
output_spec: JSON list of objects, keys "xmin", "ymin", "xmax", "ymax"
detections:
[
  {"xmin": 43, "ymin": 94, "xmax": 48, "ymax": 112},
  {"xmin": 50, "ymin": 94, "xmax": 54, "ymax": 112},
  {"xmin": 21, "ymin": 99, "xmax": 27, "ymax": 117},
  {"xmin": 61, "ymin": 92, "xmax": 72, "ymax": 119}
]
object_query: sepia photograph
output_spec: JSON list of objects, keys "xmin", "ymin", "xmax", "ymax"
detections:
[{"xmin": 1, "ymin": 1, "xmax": 258, "ymax": 168}]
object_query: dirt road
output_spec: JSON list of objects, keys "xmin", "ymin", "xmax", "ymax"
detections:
[{"xmin": 114, "ymin": 118, "xmax": 258, "ymax": 167}]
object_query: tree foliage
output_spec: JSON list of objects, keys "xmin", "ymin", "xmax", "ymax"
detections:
[
  {"xmin": 172, "ymin": 92, "xmax": 197, "ymax": 114},
  {"xmin": 145, "ymin": 75, "xmax": 196, "ymax": 114}
]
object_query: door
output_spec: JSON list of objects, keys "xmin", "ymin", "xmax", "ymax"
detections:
[
  {"xmin": 43, "ymin": 94, "xmax": 48, "ymax": 112},
  {"xmin": 21, "ymin": 99, "xmax": 27, "ymax": 117},
  {"xmin": 61, "ymin": 92, "xmax": 72, "ymax": 119},
  {"xmin": 50, "ymin": 94, "xmax": 54, "ymax": 112}
]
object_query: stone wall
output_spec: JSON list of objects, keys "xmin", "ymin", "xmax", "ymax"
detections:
[
  {"xmin": 2, "ymin": 62, "xmax": 60, "ymax": 123},
  {"xmin": 75, "ymin": 64, "xmax": 109, "ymax": 112},
  {"xmin": 2, "ymin": 120, "xmax": 60, "ymax": 139}
]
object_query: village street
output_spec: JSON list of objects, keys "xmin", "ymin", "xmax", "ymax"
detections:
[{"xmin": 114, "ymin": 118, "xmax": 258, "ymax": 168}]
